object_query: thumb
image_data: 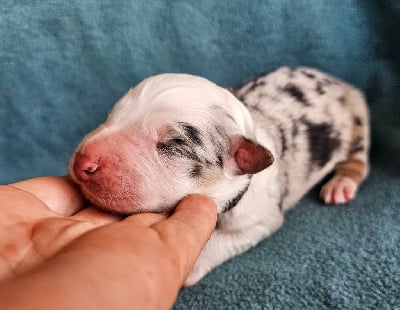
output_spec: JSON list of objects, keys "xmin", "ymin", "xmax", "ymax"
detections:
[{"xmin": 151, "ymin": 194, "xmax": 217, "ymax": 281}]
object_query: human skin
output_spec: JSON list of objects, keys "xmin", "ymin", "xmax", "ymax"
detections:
[{"xmin": 0, "ymin": 176, "xmax": 216, "ymax": 309}]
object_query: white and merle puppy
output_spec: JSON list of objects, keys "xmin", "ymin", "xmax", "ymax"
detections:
[{"xmin": 69, "ymin": 67, "xmax": 370, "ymax": 286}]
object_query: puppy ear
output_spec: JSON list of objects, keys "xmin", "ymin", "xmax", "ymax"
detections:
[{"xmin": 226, "ymin": 136, "xmax": 274, "ymax": 175}]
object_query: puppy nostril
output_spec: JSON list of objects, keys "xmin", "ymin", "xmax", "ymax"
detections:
[
  {"xmin": 83, "ymin": 163, "xmax": 99, "ymax": 175},
  {"xmin": 73, "ymin": 152, "xmax": 100, "ymax": 180}
]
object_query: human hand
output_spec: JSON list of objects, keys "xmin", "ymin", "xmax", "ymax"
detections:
[{"xmin": 0, "ymin": 176, "xmax": 216, "ymax": 309}]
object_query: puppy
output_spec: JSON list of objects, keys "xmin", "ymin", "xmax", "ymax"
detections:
[{"xmin": 69, "ymin": 67, "xmax": 370, "ymax": 286}]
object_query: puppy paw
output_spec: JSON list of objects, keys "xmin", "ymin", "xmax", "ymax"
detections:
[{"xmin": 320, "ymin": 176, "xmax": 358, "ymax": 205}]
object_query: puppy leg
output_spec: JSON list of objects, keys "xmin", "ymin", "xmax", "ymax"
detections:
[
  {"xmin": 184, "ymin": 215, "xmax": 283, "ymax": 286},
  {"xmin": 320, "ymin": 89, "xmax": 370, "ymax": 205}
]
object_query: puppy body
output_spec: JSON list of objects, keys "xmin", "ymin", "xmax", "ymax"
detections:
[{"xmin": 70, "ymin": 67, "xmax": 370, "ymax": 286}]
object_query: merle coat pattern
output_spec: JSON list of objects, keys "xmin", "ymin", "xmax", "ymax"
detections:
[
  {"xmin": 70, "ymin": 67, "xmax": 370, "ymax": 286},
  {"xmin": 234, "ymin": 67, "xmax": 369, "ymax": 212}
]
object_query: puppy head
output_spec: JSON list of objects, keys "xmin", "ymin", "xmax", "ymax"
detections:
[{"xmin": 69, "ymin": 74, "xmax": 274, "ymax": 214}]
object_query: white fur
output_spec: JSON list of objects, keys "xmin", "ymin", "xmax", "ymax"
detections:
[{"xmin": 70, "ymin": 67, "xmax": 370, "ymax": 286}]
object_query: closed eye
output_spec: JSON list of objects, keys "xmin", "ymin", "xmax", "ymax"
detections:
[
  {"xmin": 156, "ymin": 136, "xmax": 188, "ymax": 154},
  {"xmin": 170, "ymin": 137, "xmax": 186, "ymax": 146},
  {"xmin": 156, "ymin": 137, "xmax": 200, "ymax": 162}
]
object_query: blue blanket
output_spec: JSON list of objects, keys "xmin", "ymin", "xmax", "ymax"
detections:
[{"xmin": 1, "ymin": 1, "xmax": 399, "ymax": 308}]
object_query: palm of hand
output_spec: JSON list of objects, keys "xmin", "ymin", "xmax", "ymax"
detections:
[
  {"xmin": 0, "ymin": 176, "xmax": 119, "ymax": 281},
  {"xmin": 0, "ymin": 176, "xmax": 216, "ymax": 309}
]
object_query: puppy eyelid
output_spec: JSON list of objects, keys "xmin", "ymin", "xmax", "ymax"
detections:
[
  {"xmin": 170, "ymin": 137, "xmax": 187, "ymax": 145},
  {"xmin": 156, "ymin": 136, "xmax": 187, "ymax": 154}
]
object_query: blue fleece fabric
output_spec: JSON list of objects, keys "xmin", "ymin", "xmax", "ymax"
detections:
[{"xmin": 1, "ymin": 1, "xmax": 399, "ymax": 308}]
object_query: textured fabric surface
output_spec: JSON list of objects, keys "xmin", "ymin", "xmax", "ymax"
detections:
[{"xmin": 1, "ymin": 1, "xmax": 399, "ymax": 308}]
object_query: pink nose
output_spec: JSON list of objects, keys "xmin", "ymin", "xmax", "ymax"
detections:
[{"xmin": 73, "ymin": 151, "xmax": 99, "ymax": 181}]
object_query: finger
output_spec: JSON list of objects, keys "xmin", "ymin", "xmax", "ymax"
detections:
[
  {"xmin": 71, "ymin": 206, "xmax": 123, "ymax": 226},
  {"xmin": 125, "ymin": 213, "xmax": 167, "ymax": 227},
  {"xmin": 150, "ymin": 194, "xmax": 217, "ymax": 281},
  {"xmin": 10, "ymin": 176, "xmax": 85, "ymax": 216},
  {"xmin": 0, "ymin": 185, "xmax": 57, "ymax": 225}
]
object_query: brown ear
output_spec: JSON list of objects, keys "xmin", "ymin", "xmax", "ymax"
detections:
[{"xmin": 229, "ymin": 136, "xmax": 274, "ymax": 175}]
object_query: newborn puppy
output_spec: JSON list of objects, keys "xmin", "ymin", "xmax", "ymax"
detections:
[{"xmin": 69, "ymin": 67, "xmax": 370, "ymax": 286}]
